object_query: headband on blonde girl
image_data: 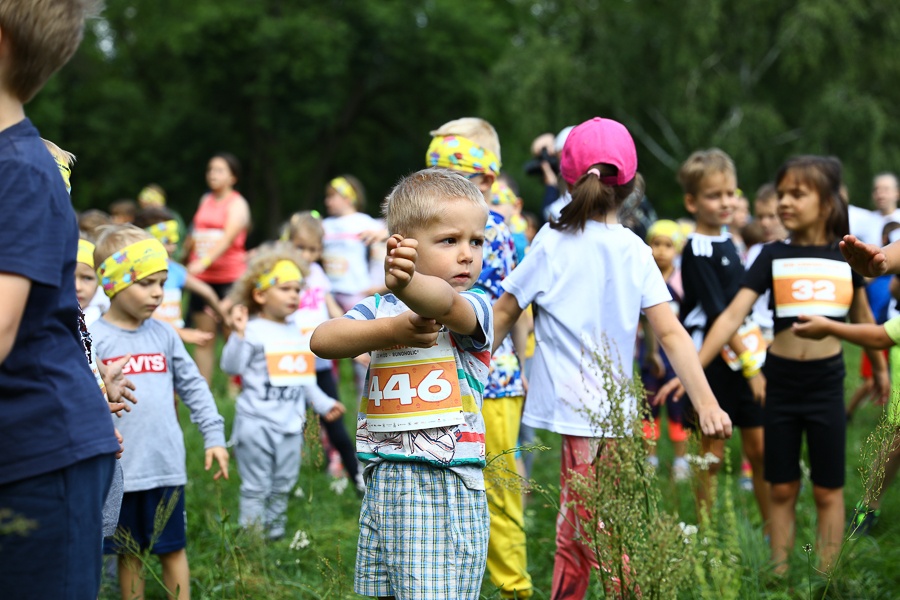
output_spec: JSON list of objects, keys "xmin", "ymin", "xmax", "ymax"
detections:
[
  {"xmin": 97, "ymin": 238, "xmax": 169, "ymax": 298},
  {"xmin": 146, "ymin": 220, "xmax": 181, "ymax": 245},
  {"xmin": 329, "ymin": 177, "xmax": 357, "ymax": 204},
  {"xmin": 138, "ymin": 186, "xmax": 166, "ymax": 206},
  {"xmin": 426, "ymin": 135, "xmax": 501, "ymax": 176},
  {"xmin": 256, "ymin": 260, "xmax": 302, "ymax": 292},
  {"xmin": 647, "ymin": 219, "xmax": 686, "ymax": 252},
  {"xmin": 490, "ymin": 180, "xmax": 518, "ymax": 206},
  {"xmin": 77, "ymin": 239, "xmax": 96, "ymax": 268}
]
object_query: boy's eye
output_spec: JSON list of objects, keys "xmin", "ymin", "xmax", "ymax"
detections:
[
  {"xmin": 471, "ymin": 239, "xmax": 484, "ymax": 247},
  {"xmin": 442, "ymin": 238, "xmax": 456, "ymax": 244}
]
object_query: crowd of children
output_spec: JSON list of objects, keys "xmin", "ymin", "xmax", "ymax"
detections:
[{"xmin": 3, "ymin": 4, "xmax": 900, "ymax": 598}]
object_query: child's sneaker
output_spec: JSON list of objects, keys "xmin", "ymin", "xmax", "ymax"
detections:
[
  {"xmin": 849, "ymin": 502, "xmax": 880, "ymax": 538},
  {"xmin": 672, "ymin": 457, "xmax": 690, "ymax": 482},
  {"xmin": 327, "ymin": 449, "xmax": 346, "ymax": 478},
  {"xmin": 646, "ymin": 455, "xmax": 659, "ymax": 472}
]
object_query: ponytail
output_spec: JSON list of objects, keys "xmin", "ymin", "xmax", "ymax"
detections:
[{"xmin": 551, "ymin": 163, "xmax": 638, "ymax": 233}]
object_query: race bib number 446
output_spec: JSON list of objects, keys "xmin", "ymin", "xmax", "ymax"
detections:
[
  {"xmin": 772, "ymin": 258, "xmax": 853, "ymax": 318},
  {"xmin": 363, "ymin": 333, "xmax": 464, "ymax": 432}
]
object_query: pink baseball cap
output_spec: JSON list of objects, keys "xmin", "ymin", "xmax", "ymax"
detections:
[{"xmin": 560, "ymin": 117, "xmax": 637, "ymax": 186}]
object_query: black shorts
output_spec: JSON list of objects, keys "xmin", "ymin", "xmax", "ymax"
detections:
[
  {"xmin": 104, "ymin": 485, "xmax": 187, "ymax": 555},
  {"xmin": 763, "ymin": 352, "xmax": 846, "ymax": 488},
  {"xmin": 686, "ymin": 355, "xmax": 763, "ymax": 430},
  {"xmin": 187, "ymin": 281, "xmax": 232, "ymax": 321}
]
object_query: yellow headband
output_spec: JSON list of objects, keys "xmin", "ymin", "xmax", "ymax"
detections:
[
  {"xmin": 426, "ymin": 135, "xmax": 501, "ymax": 176},
  {"xmin": 146, "ymin": 220, "xmax": 180, "ymax": 245},
  {"xmin": 647, "ymin": 219, "xmax": 685, "ymax": 252},
  {"xmin": 54, "ymin": 155, "xmax": 72, "ymax": 195},
  {"xmin": 490, "ymin": 180, "xmax": 518, "ymax": 207},
  {"xmin": 98, "ymin": 238, "xmax": 169, "ymax": 298},
  {"xmin": 77, "ymin": 239, "xmax": 95, "ymax": 268},
  {"xmin": 329, "ymin": 177, "xmax": 357, "ymax": 204},
  {"xmin": 138, "ymin": 186, "xmax": 166, "ymax": 206},
  {"xmin": 256, "ymin": 260, "xmax": 302, "ymax": 292}
]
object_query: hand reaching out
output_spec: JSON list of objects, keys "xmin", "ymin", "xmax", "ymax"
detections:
[
  {"xmin": 230, "ymin": 304, "xmax": 249, "ymax": 338},
  {"xmin": 392, "ymin": 311, "xmax": 440, "ymax": 348},
  {"xmin": 100, "ymin": 354, "xmax": 138, "ymax": 417},
  {"xmin": 384, "ymin": 234, "xmax": 418, "ymax": 292},
  {"xmin": 791, "ymin": 314, "xmax": 831, "ymax": 339},
  {"xmin": 840, "ymin": 235, "xmax": 889, "ymax": 277},
  {"xmin": 323, "ymin": 402, "xmax": 346, "ymax": 422},
  {"xmin": 205, "ymin": 446, "xmax": 230, "ymax": 480}
]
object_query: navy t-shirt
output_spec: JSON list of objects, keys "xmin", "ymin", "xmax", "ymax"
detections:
[{"xmin": 0, "ymin": 118, "xmax": 118, "ymax": 485}]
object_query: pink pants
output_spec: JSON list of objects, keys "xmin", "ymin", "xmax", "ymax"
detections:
[{"xmin": 552, "ymin": 435, "xmax": 633, "ymax": 600}]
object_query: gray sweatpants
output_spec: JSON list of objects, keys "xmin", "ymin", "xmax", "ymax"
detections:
[{"xmin": 232, "ymin": 415, "xmax": 302, "ymax": 539}]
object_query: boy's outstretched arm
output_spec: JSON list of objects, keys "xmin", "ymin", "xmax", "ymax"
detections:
[
  {"xmin": 643, "ymin": 302, "xmax": 732, "ymax": 439},
  {"xmin": 792, "ymin": 315, "xmax": 894, "ymax": 349},
  {"xmin": 311, "ymin": 312, "xmax": 440, "ymax": 359},
  {"xmin": 385, "ymin": 235, "xmax": 480, "ymax": 337},
  {"xmin": 840, "ymin": 235, "xmax": 895, "ymax": 277}
]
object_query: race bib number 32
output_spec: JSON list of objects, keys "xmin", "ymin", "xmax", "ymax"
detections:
[
  {"xmin": 772, "ymin": 258, "xmax": 853, "ymax": 318},
  {"xmin": 364, "ymin": 334, "xmax": 464, "ymax": 432}
]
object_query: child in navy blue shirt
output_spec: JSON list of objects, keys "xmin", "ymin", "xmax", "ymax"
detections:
[{"xmin": 0, "ymin": 3, "xmax": 120, "ymax": 597}]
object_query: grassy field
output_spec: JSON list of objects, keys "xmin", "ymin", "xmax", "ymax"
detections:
[{"xmin": 98, "ymin": 344, "xmax": 900, "ymax": 599}]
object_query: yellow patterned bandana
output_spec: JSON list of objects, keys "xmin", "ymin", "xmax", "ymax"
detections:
[
  {"xmin": 146, "ymin": 220, "xmax": 181, "ymax": 246},
  {"xmin": 256, "ymin": 260, "xmax": 302, "ymax": 292},
  {"xmin": 426, "ymin": 135, "xmax": 501, "ymax": 176},
  {"xmin": 98, "ymin": 239, "xmax": 169, "ymax": 298},
  {"xmin": 490, "ymin": 180, "xmax": 518, "ymax": 206},
  {"xmin": 647, "ymin": 219, "xmax": 685, "ymax": 252},
  {"xmin": 55, "ymin": 156, "xmax": 72, "ymax": 194},
  {"xmin": 77, "ymin": 239, "xmax": 95, "ymax": 268},
  {"xmin": 329, "ymin": 178, "xmax": 357, "ymax": 204},
  {"xmin": 138, "ymin": 186, "xmax": 166, "ymax": 206}
]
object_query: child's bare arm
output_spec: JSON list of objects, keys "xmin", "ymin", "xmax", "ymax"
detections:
[
  {"xmin": 311, "ymin": 312, "xmax": 440, "ymax": 359},
  {"xmin": 0, "ymin": 274, "xmax": 30, "ymax": 365},
  {"xmin": 792, "ymin": 315, "xmax": 893, "ymax": 348},
  {"xmin": 698, "ymin": 289, "xmax": 759, "ymax": 367},
  {"xmin": 644, "ymin": 302, "xmax": 732, "ymax": 439},
  {"xmin": 325, "ymin": 292, "xmax": 345, "ymax": 319},
  {"xmin": 849, "ymin": 288, "xmax": 890, "ymax": 404},
  {"xmin": 840, "ymin": 235, "xmax": 896, "ymax": 277},
  {"xmin": 492, "ymin": 292, "xmax": 525, "ymax": 354},
  {"xmin": 385, "ymin": 235, "xmax": 479, "ymax": 337}
]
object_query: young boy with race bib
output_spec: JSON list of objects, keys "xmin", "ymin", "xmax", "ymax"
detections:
[
  {"xmin": 221, "ymin": 244, "xmax": 345, "ymax": 539},
  {"xmin": 91, "ymin": 225, "xmax": 230, "ymax": 600},
  {"xmin": 311, "ymin": 168, "xmax": 494, "ymax": 599}
]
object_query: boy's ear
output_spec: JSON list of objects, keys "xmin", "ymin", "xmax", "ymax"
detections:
[
  {"xmin": 477, "ymin": 173, "xmax": 495, "ymax": 195},
  {"xmin": 684, "ymin": 194, "xmax": 698, "ymax": 215}
]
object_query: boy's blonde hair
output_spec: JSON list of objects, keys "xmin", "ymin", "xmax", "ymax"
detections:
[
  {"xmin": 0, "ymin": 0, "xmax": 102, "ymax": 102},
  {"xmin": 93, "ymin": 224, "xmax": 151, "ymax": 267},
  {"xmin": 79, "ymin": 208, "xmax": 111, "ymax": 236},
  {"xmin": 677, "ymin": 148, "xmax": 736, "ymax": 196},
  {"xmin": 284, "ymin": 211, "xmax": 324, "ymax": 244},
  {"xmin": 430, "ymin": 118, "xmax": 502, "ymax": 165},
  {"xmin": 228, "ymin": 242, "xmax": 309, "ymax": 315},
  {"xmin": 382, "ymin": 168, "xmax": 487, "ymax": 236}
]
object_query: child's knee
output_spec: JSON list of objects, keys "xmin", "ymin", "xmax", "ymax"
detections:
[{"xmin": 770, "ymin": 481, "xmax": 800, "ymax": 504}]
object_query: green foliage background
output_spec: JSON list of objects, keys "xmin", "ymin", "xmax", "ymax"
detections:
[{"xmin": 31, "ymin": 0, "xmax": 900, "ymax": 237}]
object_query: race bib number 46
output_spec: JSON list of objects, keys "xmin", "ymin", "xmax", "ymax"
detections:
[
  {"xmin": 772, "ymin": 258, "xmax": 853, "ymax": 318},
  {"xmin": 264, "ymin": 339, "xmax": 315, "ymax": 387},
  {"xmin": 363, "ymin": 333, "xmax": 464, "ymax": 432}
]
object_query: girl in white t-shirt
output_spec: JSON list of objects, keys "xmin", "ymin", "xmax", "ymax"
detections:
[
  {"xmin": 286, "ymin": 211, "xmax": 365, "ymax": 494},
  {"xmin": 492, "ymin": 117, "xmax": 732, "ymax": 599},
  {"xmin": 321, "ymin": 175, "xmax": 385, "ymax": 311}
]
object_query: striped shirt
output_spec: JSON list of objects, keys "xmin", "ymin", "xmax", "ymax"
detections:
[{"xmin": 345, "ymin": 291, "xmax": 493, "ymax": 490}]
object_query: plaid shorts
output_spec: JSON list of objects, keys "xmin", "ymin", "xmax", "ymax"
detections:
[{"xmin": 354, "ymin": 461, "xmax": 490, "ymax": 599}]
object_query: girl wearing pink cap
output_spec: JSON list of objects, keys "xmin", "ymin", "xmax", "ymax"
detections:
[{"xmin": 492, "ymin": 117, "xmax": 732, "ymax": 599}]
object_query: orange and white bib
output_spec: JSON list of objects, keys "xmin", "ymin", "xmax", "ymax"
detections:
[
  {"xmin": 362, "ymin": 331, "xmax": 464, "ymax": 432},
  {"xmin": 193, "ymin": 228, "xmax": 224, "ymax": 261},
  {"xmin": 264, "ymin": 337, "xmax": 316, "ymax": 387},
  {"xmin": 772, "ymin": 257, "xmax": 853, "ymax": 318}
]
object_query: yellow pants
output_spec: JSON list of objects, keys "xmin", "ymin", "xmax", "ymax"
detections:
[{"xmin": 483, "ymin": 395, "xmax": 532, "ymax": 598}]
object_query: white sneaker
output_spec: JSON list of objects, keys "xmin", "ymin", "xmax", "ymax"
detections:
[{"xmin": 672, "ymin": 458, "xmax": 690, "ymax": 482}]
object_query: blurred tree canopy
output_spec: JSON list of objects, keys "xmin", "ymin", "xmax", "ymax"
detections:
[{"xmin": 29, "ymin": 0, "xmax": 900, "ymax": 240}]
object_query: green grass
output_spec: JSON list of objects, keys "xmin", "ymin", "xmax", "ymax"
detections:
[{"xmin": 99, "ymin": 346, "xmax": 900, "ymax": 599}]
